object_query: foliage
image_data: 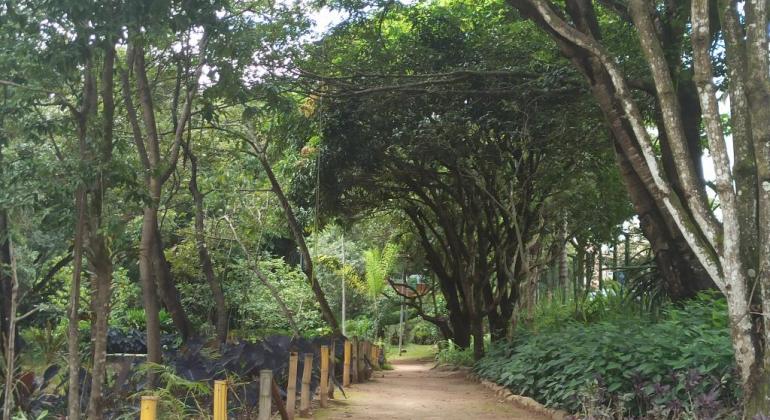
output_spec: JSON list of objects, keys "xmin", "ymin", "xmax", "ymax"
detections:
[
  {"xmin": 530, "ymin": 282, "xmax": 664, "ymax": 333},
  {"xmin": 363, "ymin": 243, "xmax": 401, "ymax": 298},
  {"xmin": 227, "ymin": 256, "xmax": 327, "ymax": 339},
  {"xmin": 410, "ymin": 320, "xmax": 441, "ymax": 345},
  {"xmin": 19, "ymin": 323, "xmax": 66, "ymax": 367},
  {"xmin": 132, "ymin": 363, "xmax": 211, "ymax": 420},
  {"xmin": 475, "ymin": 294, "xmax": 738, "ymax": 418},
  {"xmin": 436, "ymin": 340, "xmax": 475, "ymax": 367},
  {"xmin": 345, "ymin": 315, "xmax": 376, "ymax": 340}
]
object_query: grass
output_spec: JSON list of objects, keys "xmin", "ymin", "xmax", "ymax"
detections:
[{"xmin": 385, "ymin": 343, "xmax": 437, "ymax": 361}]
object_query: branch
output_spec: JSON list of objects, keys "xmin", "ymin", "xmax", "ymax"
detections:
[
  {"xmin": 161, "ymin": 32, "xmax": 210, "ymax": 184},
  {"xmin": 223, "ymin": 215, "xmax": 301, "ymax": 337},
  {"xmin": 121, "ymin": 45, "xmax": 151, "ymax": 171}
]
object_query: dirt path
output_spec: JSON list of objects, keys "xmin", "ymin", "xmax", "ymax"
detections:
[{"xmin": 313, "ymin": 358, "xmax": 549, "ymax": 420}]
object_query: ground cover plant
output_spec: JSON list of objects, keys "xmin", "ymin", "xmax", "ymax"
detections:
[{"xmin": 475, "ymin": 294, "xmax": 738, "ymax": 418}]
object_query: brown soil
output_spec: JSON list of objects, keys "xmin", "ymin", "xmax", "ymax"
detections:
[{"xmin": 312, "ymin": 358, "xmax": 549, "ymax": 420}]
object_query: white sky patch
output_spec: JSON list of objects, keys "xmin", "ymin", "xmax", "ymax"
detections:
[{"xmin": 311, "ymin": 6, "xmax": 347, "ymax": 36}]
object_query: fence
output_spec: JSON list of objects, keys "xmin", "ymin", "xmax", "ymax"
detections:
[{"xmin": 138, "ymin": 337, "xmax": 383, "ymax": 420}]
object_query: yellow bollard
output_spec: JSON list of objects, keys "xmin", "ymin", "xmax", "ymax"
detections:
[
  {"xmin": 140, "ymin": 395, "xmax": 159, "ymax": 420},
  {"xmin": 213, "ymin": 380, "xmax": 227, "ymax": 420}
]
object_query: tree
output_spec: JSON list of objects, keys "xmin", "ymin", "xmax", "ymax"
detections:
[
  {"xmin": 301, "ymin": 0, "xmax": 631, "ymax": 358},
  {"xmin": 506, "ymin": 0, "xmax": 770, "ymax": 411}
]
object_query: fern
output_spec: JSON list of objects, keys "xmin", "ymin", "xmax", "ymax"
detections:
[
  {"xmin": 132, "ymin": 363, "xmax": 212, "ymax": 419},
  {"xmin": 363, "ymin": 243, "xmax": 401, "ymax": 297}
]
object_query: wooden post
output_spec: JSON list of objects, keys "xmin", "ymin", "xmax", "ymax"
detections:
[
  {"xmin": 343, "ymin": 340, "xmax": 351, "ymax": 387},
  {"xmin": 320, "ymin": 345, "xmax": 329, "ymax": 408},
  {"xmin": 287, "ymin": 352, "xmax": 298, "ymax": 419},
  {"xmin": 258, "ymin": 370, "xmax": 272, "ymax": 420},
  {"xmin": 361, "ymin": 341, "xmax": 368, "ymax": 380},
  {"xmin": 365, "ymin": 342, "xmax": 372, "ymax": 379},
  {"xmin": 328, "ymin": 340, "xmax": 336, "ymax": 400},
  {"xmin": 299, "ymin": 353, "xmax": 313, "ymax": 417},
  {"xmin": 371, "ymin": 345, "xmax": 379, "ymax": 369},
  {"xmin": 140, "ymin": 396, "xmax": 158, "ymax": 420},
  {"xmin": 351, "ymin": 337, "xmax": 359, "ymax": 383},
  {"xmin": 213, "ymin": 380, "xmax": 227, "ymax": 420},
  {"xmin": 357, "ymin": 340, "xmax": 365, "ymax": 381}
]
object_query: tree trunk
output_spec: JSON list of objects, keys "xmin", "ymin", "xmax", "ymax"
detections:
[
  {"xmin": 67, "ymin": 186, "xmax": 87, "ymax": 420},
  {"xmin": 584, "ymin": 251, "xmax": 593, "ymax": 293},
  {"xmin": 186, "ymin": 144, "xmax": 228, "ymax": 342},
  {"xmin": 558, "ymin": 220, "xmax": 569, "ymax": 299},
  {"xmin": 487, "ymin": 310, "xmax": 508, "ymax": 343},
  {"xmin": 470, "ymin": 314, "xmax": 484, "ymax": 361},
  {"xmin": 575, "ymin": 242, "xmax": 585, "ymax": 297},
  {"xmin": 450, "ymin": 312, "xmax": 471, "ymax": 349},
  {"xmin": 86, "ymin": 43, "xmax": 116, "ymax": 419},
  {"xmin": 254, "ymin": 150, "xmax": 340, "ymax": 334},
  {"xmin": 85, "ymin": 236, "xmax": 112, "ymax": 419},
  {"xmin": 2, "ymin": 238, "xmax": 18, "ymax": 420},
  {"xmin": 0, "ymin": 209, "xmax": 11, "ymax": 354},
  {"xmin": 598, "ymin": 244, "xmax": 604, "ymax": 291},
  {"xmin": 613, "ymin": 141, "xmax": 713, "ymax": 298},
  {"xmin": 152, "ymin": 222, "xmax": 193, "ymax": 340},
  {"xmin": 138, "ymin": 205, "xmax": 162, "ymax": 387}
]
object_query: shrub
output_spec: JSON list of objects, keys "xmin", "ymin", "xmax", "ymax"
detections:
[
  {"xmin": 475, "ymin": 294, "xmax": 739, "ymax": 418},
  {"xmin": 436, "ymin": 339, "xmax": 475, "ymax": 367},
  {"xmin": 411, "ymin": 320, "xmax": 441, "ymax": 345},
  {"xmin": 345, "ymin": 315, "xmax": 376, "ymax": 340}
]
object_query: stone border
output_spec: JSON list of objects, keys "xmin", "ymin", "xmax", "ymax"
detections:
[{"xmin": 466, "ymin": 372, "xmax": 569, "ymax": 420}]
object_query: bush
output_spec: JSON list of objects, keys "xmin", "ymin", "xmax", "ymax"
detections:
[
  {"xmin": 345, "ymin": 315, "xmax": 376, "ymax": 340},
  {"xmin": 436, "ymin": 339, "xmax": 475, "ymax": 367},
  {"xmin": 411, "ymin": 320, "xmax": 441, "ymax": 345},
  {"xmin": 475, "ymin": 294, "xmax": 739, "ymax": 418}
]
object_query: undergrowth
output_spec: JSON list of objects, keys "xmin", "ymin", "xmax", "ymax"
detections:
[
  {"xmin": 475, "ymin": 293, "xmax": 739, "ymax": 419},
  {"xmin": 436, "ymin": 339, "xmax": 475, "ymax": 367}
]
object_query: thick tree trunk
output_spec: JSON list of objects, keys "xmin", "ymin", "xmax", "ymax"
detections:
[
  {"xmin": 487, "ymin": 310, "xmax": 507, "ymax": 343},
  {"xmin": 613, "ymin": 141, "xmax": 714, "ymax": 299},
  {"xmin": 450, "ymin": 311, "xmax": 471, "ymax": 349},
  {"xmin": 470, "ymin": 314, "xmax": 485, "ymax": 361}
]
